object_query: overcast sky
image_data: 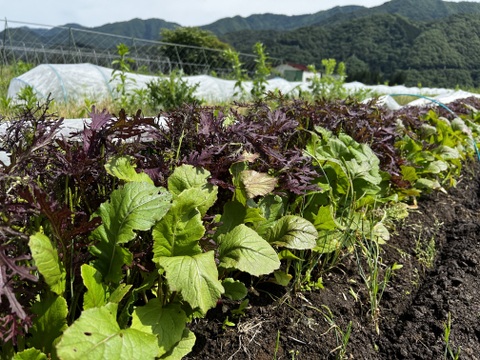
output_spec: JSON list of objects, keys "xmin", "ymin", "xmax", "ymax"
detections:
[{"xmin": 2, "ymin": 0, "xmax": 480, "ymax": 29}]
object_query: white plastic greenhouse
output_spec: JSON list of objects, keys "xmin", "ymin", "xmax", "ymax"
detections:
[
  {"xmin": 7, "ymin": 63, "xmax": 311, "ymax": 104},
  {"xmin": 8, "ymin": 63, "xmax": 480, "ymax": 107}
]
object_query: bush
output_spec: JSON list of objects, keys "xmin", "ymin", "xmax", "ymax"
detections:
[{"xmin": 147, "ymin": 70, "xmax": 201, "ymax": 111}]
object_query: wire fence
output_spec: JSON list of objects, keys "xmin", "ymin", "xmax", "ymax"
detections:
[{"xmin": 0, "ymin": 19, "xmax": 284, "ymax": 77}]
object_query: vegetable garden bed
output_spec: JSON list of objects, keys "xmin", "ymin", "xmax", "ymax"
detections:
[
  {"xmin": 1, "ymin": 95, "xmax": 479, "ymax": 360},
  {"xmin": 186, "ymin": 159, "xmax": 480, "ymax": 359}
]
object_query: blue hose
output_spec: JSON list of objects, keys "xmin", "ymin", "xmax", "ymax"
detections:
[
  {"xmin": 475, "ymin": 139, "xmax": 480, "ymax": 162},
  {"xmin": 390, "ymin": 93, "xmax": 456, "ymax": 116},
  {"xmin": 390, "ymin": 93, "xmax": 480, "ymax": 162}
]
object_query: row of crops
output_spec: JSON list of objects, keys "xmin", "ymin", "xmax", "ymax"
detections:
[{"xmin": 1, "ymin": 94, "xmax": 480, "ymax": 359}]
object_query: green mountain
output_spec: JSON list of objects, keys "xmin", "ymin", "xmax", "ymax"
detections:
[
  {"xmin": 202, "ymin": 0, "xmax": 480, "ymax": 35},
  {"xmin": 201, "ymin": 6, "xmax": 364, "ymax": 35},
  {"xmin": 5, "ymin": 0, "xmax": 480, "ymax": 88},
  {"xmin": 221, "ymin": 11, "xmax": 480, "ymax": 88},
  {"xmin": 368, "ymin": 0, "xmax": 480, "ymax": 21},
  {"xmin": 83, "ymin": 0, "xmax": 480, "ymax": 87},
  {"xmin": 19, "ymin": 18, "xmax": 179, "ymax": 44},
  {"xmin": 94, "ymin": 18, "xmax": 179, "ymax": 39},
  {"xmin": 25, "ymin": 0, "xmax": 477, "ymax": 41}
]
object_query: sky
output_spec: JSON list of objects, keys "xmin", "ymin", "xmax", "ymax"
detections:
[{"xmin": 3, "ymin": 0, "xmax": 480, "ymax": 29}]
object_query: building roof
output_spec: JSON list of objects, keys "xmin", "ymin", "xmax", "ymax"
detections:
[{"xmin": 286, "ymin": 62, "xmax": 310, "ymax": 71}]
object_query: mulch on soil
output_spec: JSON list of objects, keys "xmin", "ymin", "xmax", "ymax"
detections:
[{"xmin": 186, "ymin": 160, "xmax": 480, "ymax": 360}]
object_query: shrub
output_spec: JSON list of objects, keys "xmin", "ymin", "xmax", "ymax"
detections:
[{"xmin": 147, "ymin": 70, "xmax": 201, "ymax": 112}]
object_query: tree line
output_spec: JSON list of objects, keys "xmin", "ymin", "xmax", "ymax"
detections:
[{"xmin": 219, "ymin": 13, "xmax": 480, "ymax": 88}]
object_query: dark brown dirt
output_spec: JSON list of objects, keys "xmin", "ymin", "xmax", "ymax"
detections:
[{"xmin": 185, "ymin": 160, "xmax": 480, "ymax": 360}]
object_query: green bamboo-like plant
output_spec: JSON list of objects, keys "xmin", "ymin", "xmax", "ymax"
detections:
[{"xmin": 251, "ymin": 42, "xmax": 270, "ymax": 101}]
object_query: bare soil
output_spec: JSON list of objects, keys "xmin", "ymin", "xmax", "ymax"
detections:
[{"xmin": 185, "ymin": 160, "xmax": 480, "ymax": 360}]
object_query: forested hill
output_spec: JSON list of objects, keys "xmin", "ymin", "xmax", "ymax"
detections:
[
  {"xmin": 220, "ymin": 12, "xmax": 480, "ymax": 88},
  {"xmin": 200, "ymin": 6, "xmax": 364, "ymax": 35},
  {"xmin": 367, "ymin": 0, "xmax": 480, "ymax": 21},
  {"xmin": 91, "ymin": 0, "xmax": 480, "ymax": 88},
  {"xmin": 201, "ymin": 0, "xmax": 480, "ymax": 35},
  {"xmin": 94, "ymin": 18, "xmax": 179, "ymax": 39},
  {"xmin": 7, "ymin": 0, "xmax": 480, "ymax": 88},
  {"xmin": 38, "ymin": 0, "xmax": 480, "ymax": 39}
]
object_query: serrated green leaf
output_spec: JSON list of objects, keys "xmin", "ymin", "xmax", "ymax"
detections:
[
  {"xmin": 13, "ymin": 348, "xmax": 47, "ymax": 360},
  {"xmin": 131, "ymin": 300, "xmax": 187, "ymax": 357},
  {"xmin": 168, "ymin": 164, "xmax": 210, "ymax": 195},
  {"xmin": 56, "ymin": 303, "xmax": 158, "ymax": 360},
  {"xmin": 105, "ymin": 155, "xmax": 153, "ymax": 184},
  {"xmin": 400, "ymin": 165, "xmax": 418, "ymax": 183},
  {"xmin": 402, "ymin": 136, "xmax": 423, "ymax": 155},
  {"xmin": 312, "ymin": 206, "xmax": 337, "ymax": 231},
  {"xmin": 266, "ymin": 215, "xmax": 317, "ymax": 250},
  {"xmin": 214, "ymin": 201, "xmax": 246, "ymax": 239},
  {"xmin": 420, "ymin": 123, "xmax": 437, "ymax": 138},
  {"xmin": 108, "ymin": 284, "xmax": 132, "ymax": 304},
  {"xmin": 415, "ymin": 177, "xmax": 442, "ymax": 190},
  {"xmin": 244, "ymin": 207, "xmax": 266, "ymax": 224},
  {"xmin": 278, "ymin": 249, "xmax": 303, "ymax": 261},
  {"xmin": 92, "ymin": 181, "xmax": 171, "ymax": 245},
  {"xmin": 218, "ymin": 224, "xmax": 280, "ymax": 276},
  {"xmin": 81, "ymin": 264, "xmax": 107, "ymax": 310},
  {"xmin": 29, "ymin": 232, "xmax": 66, "ymax": 295},
  {"xmin": 255, "ymin": 195, "xmax": 285, "ymax": 237},
  {"xmin": 306, "ymin": 129, "xmax": 382, "ymax": 198},
  {"xmin": 222, "ymin": 278, "xmax": 248, "ymax": 300},
  {"xmin": 273, "ymin": 270, "xmax": 292, "ymax": 286},
  {"xmin": 152, "ymin": 191, "xmax": 204, "ymax": 260},
  {"xmin": 386, "ymin": 202, "xmax": 410, "ymax": 221},
  {"xmin": 258, "ymin": 195, "xmax": 284, "ymax": 220},
  {"xmin": 160, "ymin": 328, "xmax": 196, "ymax": 360},
  {"xmin": 229, "ymin": 162, "xmax": 249, "ymax": 205},
  {"xmin": 451, "ymin": 117, "xmax": 469, "ymax": 134},
  {"xmin": 239, "ymin": 170, "xmax": 277, "ymax": 199},
  {"xmin": 29, "ymin": 294, "xmax": 68, "ymax": 356},
  {"xmin": 330, "ymin": 136, "xmax": 351, "ymax": 159},
  {"xmin": 90, "ymin": 182, "xmax": 171, "ymax": 283},
  {"xmin": 168, "ymin": 165, "xmax": 218, "ymax": 216},
  {"xmin": 91, "ymin": 244, "xmax": 132, "ymax": 285},
  {"xmin": 372, "ymin": 222, "xmax": 390, "ymax": 244},
  {"xmin": 158, "ymin": 252, "xmax": 224, "ymax": 314},
  {"xmin": 422, "ymin": 160, "xmax": 448, "ymax": 174}
]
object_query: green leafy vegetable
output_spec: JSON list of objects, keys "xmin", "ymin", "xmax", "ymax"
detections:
[
  {"xmin": 13, "ymin": 349, "xmax": 47, "ymax": 360},
  {"xmin": 168, "ymin": 164, "xmax": 218, "ymax": 216},
  {"xmin": 160, "ymin": 328, "xmax": 196, "ymax": 360},
  {"xmin": 131, "ymin": 299, "xmax": 188, "ymax": 357},
  {"xmin": 56, "ymin": 303, "xmax": 158, "ymax": 360},
  {"xmin": 90, "ymin": 181, "xmax": 172, "ymax": 283},
  {"xmin": 28, "ymin": 232, "xmax": 66, "ymax": 295},
  {"xmin": 222, "ymin": 278, "xmax": 248, "ymax": 300},
  {"xmin": 29, "ymin": 294, "xmax": 68, "ymax": 356},
  {"xmin": 81, "ymin": 264, "xmax": 107, "ymax": 309},
  {"xmin": 218, "ymin": 224, "xmax": 280, "ymax": 276},
  {"xmin": 158, "ymin": 252, "xmax": 224, "ymax": 314},
  {"xmin": 104, "ymin": 155, "xmax": 154, "ymax": 184},
  {"xmin": 266, "ymin": 215, "xmax": 318, "ymax": 250},
  {"xmin": 152, "ymin": 191, "xmax": 204, "ymax": 260}
]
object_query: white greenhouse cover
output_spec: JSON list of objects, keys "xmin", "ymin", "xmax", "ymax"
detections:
[
  {"xmin": 7, "ymin": 63, "xmax": 311, "ymax": 104},
  {"xmin": 8, "ymin": 63, "xmax": 480, "ymax": 107}
]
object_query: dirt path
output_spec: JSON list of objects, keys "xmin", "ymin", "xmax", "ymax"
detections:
[
  {"xmin": 186, "ymin": 161, "xmax": 480, "ymax": 360},
  {"xmin": 379, "ymin": 162, "xmax": 480, "ymax": 359}
]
